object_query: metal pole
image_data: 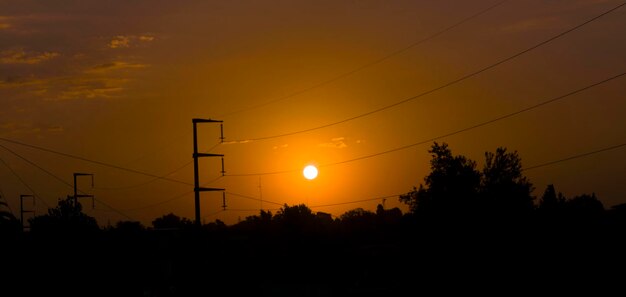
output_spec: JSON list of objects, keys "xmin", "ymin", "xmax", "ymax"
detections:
[
  {"xmin": 192, "ymin": 118, "xmax": 225, "ymax": 226},
  {"xmin": 193, "ymin": 120, "xmax": 201, "ymax": 226},
  {"xmin": 20, "ymin": 194, "xmax": 34, "ymax": 231},
  {"xmin": 20, "ymin": 195, "xmax": 23, "ymax": 227},
  {"xmin": 74, "ymin": 173, "xmax": 78, "ymax": 207}
]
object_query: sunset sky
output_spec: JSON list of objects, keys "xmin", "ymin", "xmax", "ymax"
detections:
[{"xmin": 1, "ymin": 0, "xmax": 624, "ymax": 226}]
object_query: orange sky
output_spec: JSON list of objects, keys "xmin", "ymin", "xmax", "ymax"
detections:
[{"xmin": 1, "ymin": 0, "xmax": 625, "ymax": 226}]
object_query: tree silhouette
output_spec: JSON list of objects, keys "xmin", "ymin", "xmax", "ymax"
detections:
[
  {"xmin": 565, "ymin": 193, "xmax": 605, "ymax": 226},
  {"xmin": 537, "ymin": 184, "xmax": 567, "ymax": 227},
  {"xmin": 340, "ymin": 207, "xmax": 376, "ymax": 232},
  {"xmin": 400, "ymin": 142, "xmax": 480, "ymax": 221},
  {"xmin": 114, "ymin": 220, "xmax": 145, "ymax": 233},
  {"xmin": 0, "ymin": 200, "xmax": 20, "ymax": 235},
  {"xmin": 376, "ymin": 204, "xmax": 403, "ymax": 226},
  {"xmin": 29, "ymin": 195, "xmax": 98, "ymax": 234},
  {"xmin": 538, "ymin": 184, "xmax": 566, "ymax": 211},
  {"xmin": 152, "ymin": 212, "xmax": 193, "ymax": 230},
  {"xmin": 481, "ymin": 147, "xmax": 534, "ymax": 219},
  {"xmin": 273, "ymin": 204, "xmax": 317, "ymax": 233}
]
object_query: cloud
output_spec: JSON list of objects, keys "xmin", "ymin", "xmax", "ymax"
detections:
[
  {"xmin": 318, "ymin": 137, "xmax": 348, "ymax": 149},
  {"xmin": 0, "ymin": 75, "xmax": 48, "ymax": 89},
  {"xmin": 0, "ymin": 16, "xmax": 14, "ymax": 31},
  {"xmin": 0, "ymin": 121, "xmax": 64, "ymax": 136},
  {"xmin": 0, "ymin": 122, "xmax": 16, "ymax": 130},
  {"xmin": 1, "ymin": 75, "xmax": 30, "ymax": 86},
  {"xmin": 109, "ymin": 34, "xmax": 156, "ymax": 49},
  {"xmin": 109, "ymin": 35, "xmax": 131, "ymax": 48},
  {"xmin": 0, "ymin": 49, "xmax": 59, "ymax": 64},
  {"xmin": 47, "ymin": 126, "xmax": 64, "ymax": 132},
  {"xmin": 86, "ymin": 61, "xmax": 148, "ymax": 73},
  {"xmin": 43, "ymin": 76, "xmax": 130, "ymax": 101},
  {"xmin": 138, "ymin": 35, "xmax": 155, "ymax": 42},
  {"xmin": 55, "ymin": 86, "xmax": 125, "ymax": 101},
  {"xmin": 272, "ymin": 144, "xmax": 289, "ymax": 150},
  {"xmin": 1, "ymin": 65, "xmax": 136, "ymax": 101}
]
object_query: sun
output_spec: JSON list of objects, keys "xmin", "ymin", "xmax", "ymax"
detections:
[{"xmin": 303, "ymin": 165, "xmax": 318, "ymax": 180}]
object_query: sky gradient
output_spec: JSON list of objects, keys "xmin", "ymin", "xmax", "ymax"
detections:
[{"xmin": 1, "ymin": 0, "xmax": 625, "ymax": 226}]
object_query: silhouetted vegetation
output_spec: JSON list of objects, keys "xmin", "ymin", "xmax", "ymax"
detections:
[
  {"xmin": 28, "ymin": 195, "xmax": 99, "ymax": 234},
  {"xmin": 0, "ymin": 199, "xmax": 20, "ymax": 236},
  {"xmin": 2, "ymin": 142, "xmax": 625, "ymax": 296}
]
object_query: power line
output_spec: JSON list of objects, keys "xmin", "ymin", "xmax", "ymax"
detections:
[
  {"xmin": 228, "ymin": 2, "xmax": 625, "ymax": 142},
  {"xmin": 96, "ymin": 160, "xmax": 193, "ymax": 190},
  {"xmin": 226, "ymin": 72, "xmax": 625, "ymax": 176},
  {"xmin": 93, "ymin": 198, "xmax": 135, "ymax": 221},
  {"xmin": 124, "ymin": 176, "xmax": 223, "ymax": 211},
  {"xmin": 0, "ymin": 156, "xmax": 51, "ymax": 209},
  {"xmin": 97, "ymin": 142, "xmax": 221, "ymax": 190},
  {"xmin": 225, "ymin": 191, "xmax": 284, "ymax": 206},
  {"xmin": 0, "ymin": 154, "xmax": 51, "ymax": 208},
  {"xmin": 321, "ymin": 73, "xmax": 625, "ymax": 167},
  {"xmin": 0, "ymin": 137, "xmax": 194, "ymax": 186},
  {"xmin": 215, "ymin": 0, "xmax": 509, "ymax": 118},
  {"xmin": 310, "ymin": 194, "xmax": 400, "ymax": 209},
  {"xmin": 226, "ymin": 169, "xmax": 298, "ymax": 177},
  {"xmin": 523, "ymin": 143, "xmax": 626, "ymax": 171},
  {"xmin": 0, "ymin": 143, "xmax": 74, "ymax": 189},
  {"xmin": 221, "ymin": 208, "xmax": 280, "ymax": 212},
  {"xmin": 0, "ymin": 143, "xmax": 135, "ymax": 221}
]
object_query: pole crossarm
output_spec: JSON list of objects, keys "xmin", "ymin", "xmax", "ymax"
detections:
[
  {"xmin": 194, "ymin": 153, "xmax": 224, "ymax": 158},
  {"xmin": 73, "ymin": 172, "xmax": 95, "ymax": 209},
  {"xmin": 196, "ymin": 187, "xmax": 225, "ymax": 192},
  {"xmin": 20, "ymin": 194, "xmax": 35, "ymax": 230},
  {"xmin": 192, "ymin": 118, "xmax": 226, "ymax": 226},
  {"xmin": 192, "ymin": 118, "xmax": 223, "ymax": 123}
]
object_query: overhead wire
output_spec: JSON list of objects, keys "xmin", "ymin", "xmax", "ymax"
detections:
[
  {"xmin": 225, "ymin": 191, "xmax": 284, "ymax": 206},
  {"xmin": 227, "ymin": 2, "xmax": 626, "ymax": 142},
  {"xmin": 95, "ymin": 161, "xmax": 193, "ymax": 190},
  {"xmin": 310, "ymin": 194, "xmax": 400, "ymax": 209},
  {"xmin": 225, "ymin": 72, "xmax": 625, "ymax": 176},
  {"xmin": 0, "ymin": 154, "xmax": 51, "ymax": 208},
  {"xmin": 0, "ymin": 3, "xmax": 623, "ymax": 221},
  {"xmin": 0, "ymin": 143, "xmax": 135, "ymax": 221},
  {"xmin": 1, "ymin": 3, "xmax": 621, "ymax": 182},
  {"xmin": 0, "ymin": 137, "xmax": 194, "ymax": 186},
  {"xmin": 523, "ymin": 143, "xmax": 626, "ymax": 172},
  {"xmin": 124, "ymin": 175, "xmax": 224, "ymax": 211},
  {"xmin": 96, "ymin": 142, "xmax": 223, "ymax": 190},
  {"xmin": 215, "ymin": 0, "xmax": 509, "ymax": 119},
  {"xmin": 320, "ymin": 73, "xmax": 626, "ymax": 167}
]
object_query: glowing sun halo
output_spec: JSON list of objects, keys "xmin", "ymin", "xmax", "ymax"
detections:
[{"xmin": 303, "ymin": 165, "xmax": 318, "ymax": 180}]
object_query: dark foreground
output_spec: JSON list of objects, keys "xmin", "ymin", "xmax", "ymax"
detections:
[{"xmin": 4, "ymin": 223, "xmax": 626, "ymax": 297}]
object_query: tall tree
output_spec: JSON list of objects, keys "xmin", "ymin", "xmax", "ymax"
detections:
[
  {"xmin": 29, "ymin": 195, "xmax": 99, "ymax": 234},
  {"xmin": 565, "ymin": 193, "xmax": 605, "ymax": 225},
  {"xmin": 152, "ymin": 212, "xmax": 193, "ymax": 229},
  {"xmin": 481, "ymin": 147, "xmax": 534, "ymax": 217},
  {"xmin": 0, "ymin": 200, "xmax": 21, "ymax": 235},
  {"xmin": 400, "ymin": 142, "xmax": 481, "ymax": 220}
]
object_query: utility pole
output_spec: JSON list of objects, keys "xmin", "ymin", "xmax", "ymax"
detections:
[
  {"xmin": 19, "ymin": 194, "xmax": 35, "ymax": 231},
  {"xmin": 192, "ymin": 118, "xmax": 225, "ymax": 226},
  {"xmin": 73, "ymin": 173, "xmax": 94, "ymax": 209}
]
